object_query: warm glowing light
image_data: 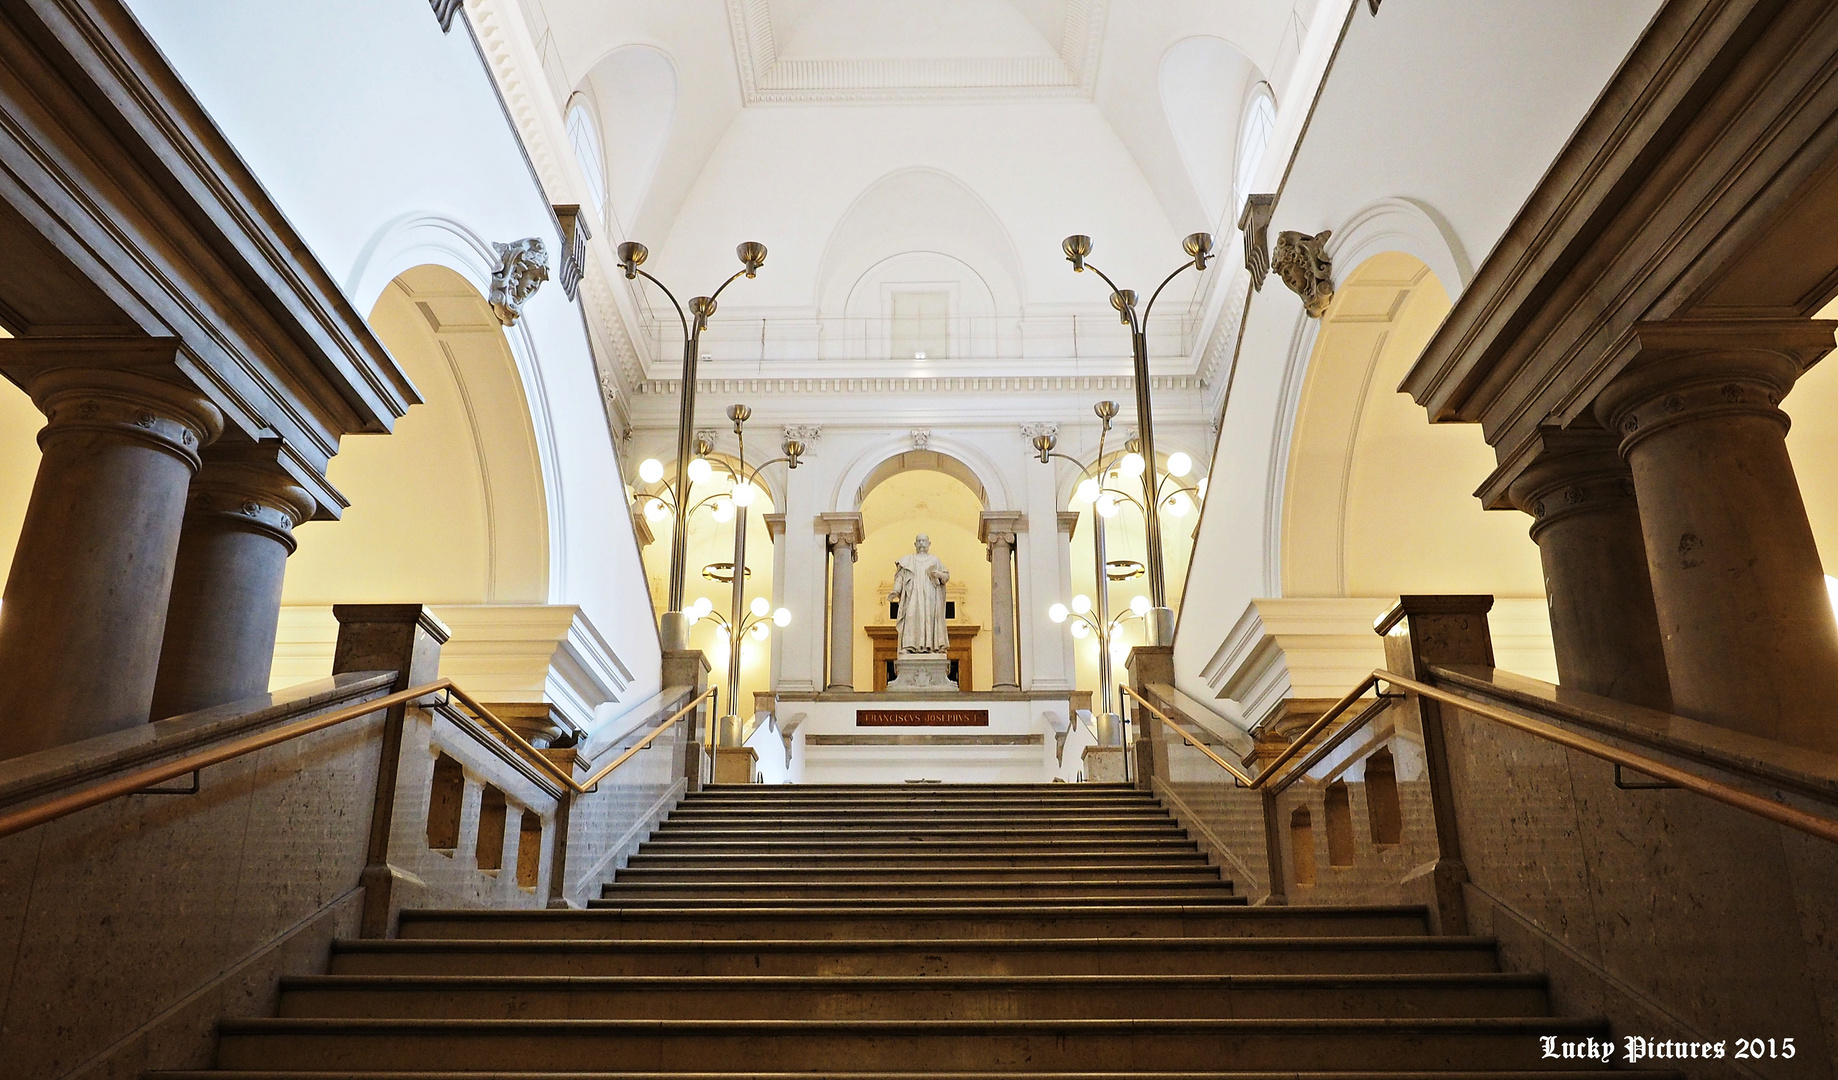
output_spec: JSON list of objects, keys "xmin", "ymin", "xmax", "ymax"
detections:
[
  {"xmin": 1070, "ymin": 620, "xmax": 1090, "ymax": 639},
  {"xmin": 1130, "ymin": 594, "xmax": 1151, "ymax": 616},
  {"xmin": 643, "ymin": 499, "xmax": 669, "ymax": 522},
  {"xmin": 1071, "ymin": 594, "xmax": 1092, "ymax": 615},
  {"xmin": 731, "ymin": 482, "xmax": 757, "ymax": 507},
  {"xmin": 750, "ymin": 621, "xmax": 770, "ymax": 640},
  {"xmin": 711, "ymin": 499, "xmax": 735, "ymax": 523},
  {"xmin": 1074, "ymin": 478, "xmax": 1100, "ymax": 504},
  {"xmin": 1109, "ymin": 638, "xmax": 1132, "ymax": 662},
  {"xmin": 687, "ymin": 458, "xmax": 713, "ymax": 484},
  {"xmin": 772, "ymin": 606, "xmax": 792, "ymax": 627},
  {"xmin": 1167, "ymin": 451, "xmax": 1192, "ymax": 478},
  {"xmin": 692, "ymin": 596, "xmax": 714, "ymax": 617},
  {"xmin": 1119, "ymin": 452, "xmax": 1146, "ymax": 478},
  {"xmin": 1828, "ymin": 575, "xmax": 1838, "ymax": 622},
  {"xmin": 1049, "ymin": 603, "xmax": 1069, "ymax": 623},
  {"xmin": 1165, "ymin": 492, "xmax": 1192, "ymax": 517},
  {"xmin": 1096, "ymin": 493, "xmax": 1120, "ymax": 518},
  {"xmin": 750, "ymin": 596, "xmax": 770, "ymax": 618},
  {"xmin": 714, "ymin": 624, "xmax": 730, "ymax": 644},
  {"xmin": 637, "ymin": 458, "xmax": 664, "ymax": 484},
  {"xmin": 1198, "ymin": 477, "xmax": 1208, "ymax": 500}
]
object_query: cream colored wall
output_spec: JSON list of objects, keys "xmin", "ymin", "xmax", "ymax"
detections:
[
  {"xmin": 854, "ymin": 469, "xmax": 990, "ymax": 691},
  {"xmin": 0, "ymin": 324, "xmax": 38, "ymax": 580},
  {"xmin": 1792, "ymin": 299, "xmax": 1838, "ymax": 578},
  {"xmin": 1283, "ymin": 252, "xmax": 1545, "ymax": 601},
  {"xmin": 282, "ymin": 265, "xmax": 548, "ymax": 607}
]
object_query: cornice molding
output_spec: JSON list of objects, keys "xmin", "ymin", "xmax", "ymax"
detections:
[
  {"xmin": 633, "ymin": 373, "xmax": 1203, "ymax": 397},
  {"xmin": 725, "ymin": 0, "xmax": 1109, "ymax": 105}
]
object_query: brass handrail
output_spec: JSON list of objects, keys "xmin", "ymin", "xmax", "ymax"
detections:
[
  {"xmin": 1122, "ymin": 681, "xmax": 1396, "ymax": 789},
  {"xmin": 0, "ymin": 680, "xmax": 713, "ymax": 842},
  {"xmin": 1127, "ymin": 673, "xmax": 1838, "ymax": 847}
]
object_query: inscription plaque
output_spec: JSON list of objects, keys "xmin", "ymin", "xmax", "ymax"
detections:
[{"xmin": 856, "ymin": 709, "xmax": 989, "ymax": 727}]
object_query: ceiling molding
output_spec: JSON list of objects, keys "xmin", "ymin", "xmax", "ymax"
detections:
[
  {"xmin": 725, "ymin": 0, "xmax": 1110, "ymax": 104},
  {"xmin": 633, "ymin": 372, "xmax": 1201, "ymax": 396}
]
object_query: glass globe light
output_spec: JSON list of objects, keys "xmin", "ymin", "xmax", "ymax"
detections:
[
  {"xmin": 1167, "ymin": 451, "xmax": 1192, "ymax": 478},
  {"xmin": 692, "ymin": 596, "xmax": 714, "ymax": 617},
  {"xmin": 1096, "ymin": 493, "xmax": 1120, "ymax": 518},
  {"xmin": 643, "ymin": 499, "xmax": 669, "ymax": 522},
  {"xmin": 731, "ymin": 482, "xmax": 756, "ymax": 508},
  {"xmin": 711, "ymin": 499, "xmax": 735, "ymax": 523},
  {"xmin": 1165, "ymin": 492, "xmax": 1192, "ymax": 517},
  {"xmin": 1130, "ymin": 594, "xmax": 1151, "ymax": 616},
  {"xmin": 1120, "ymin": 452, "xmax": 1146, "ymax": 478},
  {"xmin": 1048, "ymin": 603, "xmax": 1069, "ymax": 623},
  {"xmin": 772, "ymin": 606, "xmax": 792, "ymax": 627},
  {"xmin": 714, "ymin": 624, "xmax": 729, "ymax": 644},
  {"xmin": 637, "ymin": 458, "xmax": 665, "ymax": 484},
  {"xmin": 687, "ymin": 458, "xmax": 713, "ymax": 484},
  {"xmin": 1074, "ymin": 478, "xmax": 1100, "ymax": 504},
  {"xmin": 750, "ymin": 596, "xmax": 770, "ymax": 618},
  {"xmin": 1070, "ymin": 620, "xmax": 1090, "ymax": 639},
  {"xmin": 1070, "ymin": 594, "xmax": 1092, "ymax": 615},
  {"xmin": 749, "ymin": 621, "xmax": 770, "ymax": 640}
]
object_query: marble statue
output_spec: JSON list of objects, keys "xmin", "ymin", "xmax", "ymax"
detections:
[{"xmin": 890, "ymin": 534, "xmax": 950, "ymax": 653}]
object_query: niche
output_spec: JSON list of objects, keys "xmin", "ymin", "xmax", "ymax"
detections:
[
  {"xmin": 516, "ymin": 810, "xmax": 544, "ymax": 890},
  {"xmin": 426, "ymin": 753, "xmax": 465, "ymax": 853},
  {"xmin": 1365, "ymin": 747, "xmax": 1402, "ymax": 847},
  {"xmin": 476, "ymin": 784, "xmax": 508, "ymax": 871},
  {"xmin": 1289, "ymin": 806, "xmax": 1316, "ymax": 887},
  {"xmin": 1324, "ymin": 781, "xmax": 1356, "ymax": 868}
]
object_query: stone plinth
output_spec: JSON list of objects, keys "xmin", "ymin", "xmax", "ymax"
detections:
[
  {"xmin": 713, "ymin": 746, "xmax": 758, "ymax": 784},
  {"xmin": 1083, "ymin": 744, "xmax": 1127, "ymax": 782},
  {"xmin": 887, "ymin": 652, "xmax": 958, "ymax": 692}
]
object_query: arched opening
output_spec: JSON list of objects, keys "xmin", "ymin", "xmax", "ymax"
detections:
[
  {"xmin": 855, "ymin": 465, "xmax": 989, "ymax": 691},
  {"xmin": 1281, "ymin": 251, "xmax": 1544, "ymax": 600},
  {"xmin": 1289, "ymin": 805, "xmax": 1316, "ymax": 888},
  {"xmin": 577, "ymin": 45, "xmax": 676, "ymax": 232},
  {"xmin": 1159, "ymin": 36, "xmax": 1259, "ymax": 229},
  {"xmin": 1324, "ymin": 780, "xmax": 1355, "ymax": 868},
  {"xmin": 1364, "ymin": 747, "xmax": 1403, "ymax": 847}
]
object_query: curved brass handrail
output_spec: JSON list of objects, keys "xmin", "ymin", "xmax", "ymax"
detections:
[
  {"xmin": 0, "ymin": 680, "xmax": 714, "ymax": 842},
  {"xmin": 1126, "ymin": 674, "xmax": 1838, "ymax": 847}
]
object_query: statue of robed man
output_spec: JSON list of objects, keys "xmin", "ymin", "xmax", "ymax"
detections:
[{"xmin": 890, "ymin": 534, "xmax": 950, "ymax": 653}]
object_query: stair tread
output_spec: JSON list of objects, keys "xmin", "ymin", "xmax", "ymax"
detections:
[
  {"xmin": 339, "ymin": 934, "xmax": 1499, "ymax": 952},
  {"xmin": 224, "ymin": 1015, "xmax": 1605, "ymax": 1031},
  {"xmin": 285, "ymin": 972, "xmax": 1544, "ymax": 988},
  {"xmin": 156, "ymin": 1072, "xmax": 1679, "ymax": 1079}
]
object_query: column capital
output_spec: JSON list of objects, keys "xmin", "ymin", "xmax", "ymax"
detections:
[
  {"xmin": 3, "ymin": 342, "xmax": 225, "ymax": 469},
  {"xmin": 816, "ymin": 511, "xmax": 863, "ymax": 547},
  {"xmin": 762, "ymin": 512, "xmax": 786, "ymax": 541},
  {"xmin": 1594, "ymin": 318, "xmax": 1836, "ymax": 452},
  {"xmin": 186, "ymin": 442, "xmax": 318, "ymax": 553},
  {"xmin": 978, "ymin": 509, "xmax": 1026, "ymax": 550},
  {"xmin": 1483, "ymin": 428, "xmax": 1637, "ymax": 541}
]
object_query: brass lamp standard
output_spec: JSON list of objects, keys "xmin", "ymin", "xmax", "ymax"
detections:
[
  {"xmin": 702, "ymin": 404, "xmax": 800, "ymax": 747},
  {"xmin": 1060, "ymin": 232, "xmax": 1211, "ymax": 646},
  {"xmin": 618, "ymin": 240, "xmax": 767, "ymax": 651}
]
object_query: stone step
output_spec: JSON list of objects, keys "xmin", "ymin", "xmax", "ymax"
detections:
[
  {"xmin": 672, "ymin": 798, "xmax": 1161, "ymax": 812},
  {"xmin": 396, "ymin": 905, "xmax": 1426, "ymax": 942},
  {"xmin": 212, "ymin": 1016, "xmax": 1613, "ymax": 1072},
  {"xmin": 658, "ymin": 810, "xmax": 1180, "ymax": 824},
  {"xmin": 632, "ymin": 839, "xmax": 1203, "ymax": 855},
  {"xmin": 275, "ymin": 972, "xmax": 1552, "ymax": 1021},
  {"xmin": 648, "ymin": 824, "xmax": 1192, "ymax": 840},
  {"xmin": 627, "ymin": 847, "xmax": 1208, "ymax": 864},
  {"xmin": 331, "ymin": 935, "xmax": 1505, "ymax": 978},
  {"xmin": 595, "ymin": 880, "xmax": 1235, "ymax": 901},
  {"xmin": 155, "ymin": 1071, "xmax": 1682, "ymax": 1080},
  {"xmin": 613, "ymin": 864, "xmax": 1220, "ymax": 882}
]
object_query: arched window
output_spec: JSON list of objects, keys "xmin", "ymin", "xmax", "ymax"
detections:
[
  {"xmin": 565, "ymin": 101, "xmax": 607, "ymax": 220},
  {"xmin": 1234, "ymin": 87, "xmax": 1277, "ymax": 218}
]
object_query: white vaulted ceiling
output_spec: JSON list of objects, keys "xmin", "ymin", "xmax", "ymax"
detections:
[{"xmin": 511, "ymin": 0, "xmax": 1329, "ymax": 390}]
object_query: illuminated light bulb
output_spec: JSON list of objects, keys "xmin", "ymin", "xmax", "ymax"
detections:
[
  {"xmin": 643, "ymin": 499, "xmax": 669, "ymax": 522},
  {"xmin": 1070, "ymin": 620, "xmax": 1090, "ymax": 639},
  {"xmin": 750, "ymin": 621, "xmax": 770, "ymax": 640},
  {"xmin": 1071, "ymin": 594, "xmax": 1092, "ymax": 616},
  {"xmin": 1130, "ymin": 594, "xmax": 1151, "ymax": 616},
  {"xmin": 1167, "ymin": 451, "xmax": 1192, "ymax": 478},
  {"xmin": 638, "ymin": 458, "xmax": 664, "ymax": 484},
  {"xmin": 750, "ymin": 596, "xmax": 771, "ymax": 618},
  {"xmin": 687, "ymin": 458, "xmax": 713, "ymax": 484},
  {"xmin": 1165, "ymin": 492, "xmax": 1192, "ymax": 518},
  {"xmin": 1048, "ymin": 603, "xmax": 1069, "ymax": 623},
  {"xmin": 711, "ymin": 499, "xmax": 735, "ymax": 523},
  {"xmin": 714, "ymin": 624, "xmax": 730, "ymax": 644},
  {"xmin": 731, "ymin": 482, "xmax": 756, "ymax": 508},
  {"xmin": 1096, "ymin": 493, "xmax": 1120, "ymax": 518},
  {"xmin": 772, "ymin": 606, "xmax": 791, "ymax": 627},
  {"xmin": 1120, "ymin": 452, "xmax": 1146, "ymax": 478},
  {"xmin": 692, "ymin": 596, "xmax": 714, "ymax": 617},
  {"xmin": 1074, "ymin": 478, "xmax": 1100, "ymax": 504},
  {"xmin": 1197, "ymin": 477, "xmax": 1208, "ymax": 500},
  {"xmin": 685, "ymin": 608, "xmax": 701, "ymax": 625}
]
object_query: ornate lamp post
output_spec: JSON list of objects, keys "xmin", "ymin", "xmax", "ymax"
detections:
[
  {"xmin": 1060, "ymin": 232, "xmax": 1211, "ymax": 645},
  {"xmin": 618, "ymin": 240, "xmax": 767, "ymax": 651}
]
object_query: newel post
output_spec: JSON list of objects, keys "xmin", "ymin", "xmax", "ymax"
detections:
[
  {"xmin": 1375, "ymin": 595, "xmax": 1493, "ymax": 936},
  {"xmin": 333, "ymin": 604, "xmax": 450, "ymax": 939},
  {"xmin": 1125, "ymin": 646, "xmax": 1174, "ymax": 790},
  {"xmin": 662, "ymin": 649, "xmax": 711, "ymax": 790}
]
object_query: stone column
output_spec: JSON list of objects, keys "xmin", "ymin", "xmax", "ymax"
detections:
[
  {"xmin": 763, "ymin": 513, "xmax": 786, "ymax": 691},
  {"xmin": 1595, "ymin": 320, "xmax": 1838, "ymax": 752},
  {"xmin": 151, "ymin": 444, "xmax": 317, "ymax": 719},
  {"xmin": 0, "ymin": 349, "xmax": 223, "ymax": 760},
  {"xmin": 979, "ymin": 511, "xmax": 1025, "ymax": 691},
  {"xmin": 1498, "ymin": 429, "xmax": 1671, "ymax": 711},
  {"xmin": 817, "ymin": 513, "xmax": 864, "ymax": 691}
]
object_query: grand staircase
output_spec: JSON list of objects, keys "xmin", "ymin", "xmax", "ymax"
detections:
[{"xmin": 160, "ymin": 783, "xmax": 1663, "ymax": 1077}]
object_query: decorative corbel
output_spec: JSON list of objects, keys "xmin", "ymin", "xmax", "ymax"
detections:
[
  {"xmin": 489, "ymin": 237, "xmax": 550, "ymax": 326},
  {"xmin": 1272, "ymin": 229, "xmax": 1335, "ymax": 318},
  {"xmin": 1238, "ymin": 193, "xmax": 1276, "ymax": 289},
  {"xmin": 553, "ymin": 205, "xmax": 592, "ymax": 301},
  {"xmin": 429, "ymin": 0, "xmax": 463, "ymax": 32}
]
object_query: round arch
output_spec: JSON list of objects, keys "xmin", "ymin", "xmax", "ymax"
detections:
[{"xmin": 832, "ymin": 434, "xmax": 1013, "ymax": 514}]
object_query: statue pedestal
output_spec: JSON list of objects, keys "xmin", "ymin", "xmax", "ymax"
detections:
[{"xmin": 886, "ymin": 652, "xmax": 958, "ymax": 692}]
